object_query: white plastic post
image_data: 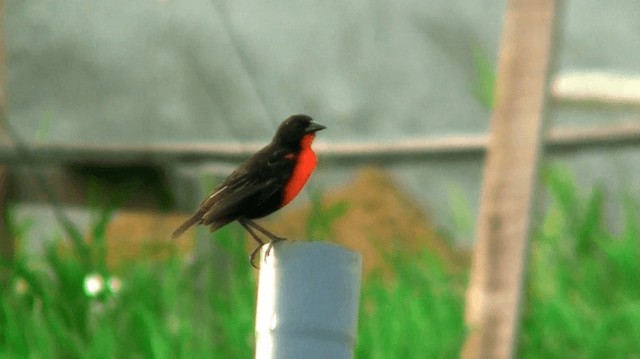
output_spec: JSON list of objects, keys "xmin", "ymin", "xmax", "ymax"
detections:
[{"xmin": 254, "ymin": 241, "xmax": 362, "ymax": 359}]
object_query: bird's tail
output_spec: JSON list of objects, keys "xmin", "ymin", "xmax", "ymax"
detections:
[{"xmin": 171, "ymin": 210, "xmax": 203, "ymax": 240}]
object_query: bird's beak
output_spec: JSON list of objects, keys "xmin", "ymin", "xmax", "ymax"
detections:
[{"xmin": 305, "ymin": 121, "xmax": 326, "ymax": 133}]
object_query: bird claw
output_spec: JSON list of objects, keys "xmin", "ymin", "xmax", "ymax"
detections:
[
  {"xmin": 249, "ymin": 249, "xmax": 261, "ymax": 269},
  {"xmin": 249, "ymin": 238, "xmax": 287, "ymax": 269},
  {"xmin": 265, "ymin": 237, "xmax": 286, "ymax": 257}
]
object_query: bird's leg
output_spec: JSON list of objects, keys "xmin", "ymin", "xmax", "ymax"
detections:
[
  {"xmin": 239, "ymin": 219, "xmax": 264, "ymax": 269},
  {"xmin": 244, "ymin": 219, "xmax": 286, "ymax": 241},
  {"xmin": 244, "ymin": 219, "xmax": 287, "ymax": 258}
]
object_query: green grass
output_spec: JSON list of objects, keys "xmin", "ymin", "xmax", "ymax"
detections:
[
  {"xmin": 1, "ymin": 166, "xmax": 639, "ymax": 358},
  {"xmin": 1, "ymin": 225, "xmax": 256, "ymax": 359},
  {"xmin": 356, "ymin": 248, "xmax": 466, "ymax": 359},
  {"xmin": 519, "ymin": 166, "xmax": 640, "ymax": 358}
]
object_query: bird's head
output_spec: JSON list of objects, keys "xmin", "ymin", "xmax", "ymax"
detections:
[{"xmin": 273, "ymin": 114, "xmax": 326, "ymax": 148}]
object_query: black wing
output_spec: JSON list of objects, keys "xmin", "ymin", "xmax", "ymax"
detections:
[
  {"xmin": 199, "ymin": 174, "xmax": 279, "ymax": 224},
  {"xmin": 171, "ymin": 143, "xmax": 294, "ymax": 239}
]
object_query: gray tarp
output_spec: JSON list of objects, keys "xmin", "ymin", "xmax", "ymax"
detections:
[{"xmin": 6, "ymin": 0, "xmax": 640, "ymax": 246}]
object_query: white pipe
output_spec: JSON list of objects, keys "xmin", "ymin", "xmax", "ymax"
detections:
[
  {"xmin": 552, "ymin": 71, "xmax": 640, "ymax": 105},
  {"xmin": 254, "ymin": 241, "xmax": 362, "ymax": 359}
]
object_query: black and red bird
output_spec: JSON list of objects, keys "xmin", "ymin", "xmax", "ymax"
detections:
[{"xmin": 172, "ymin": 114, "xmax": 326, "ymax": 266}]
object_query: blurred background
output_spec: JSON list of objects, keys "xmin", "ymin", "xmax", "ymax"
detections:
[{"xmin": 1, "ymin": 0, "xmax": 639, "ymax": 358}]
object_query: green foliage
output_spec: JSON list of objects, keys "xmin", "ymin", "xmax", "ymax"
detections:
[
  {"xmin": 305, "ymin": 190, "xmax": 348, "ymax": 241},
  {"xmin": 471, "ymin": 46, "xmax": 497, "ymax": 110},
  {"xmin": 357, "ymin": 249, "xmax": 466, "ymax": 359},
  {"xmin": 0, "ymin": 222, "xmax": 255, "ymax": 358},
  {"xmin": 519, "ymin": 166, "xmax": 640, "ymax": 357}
]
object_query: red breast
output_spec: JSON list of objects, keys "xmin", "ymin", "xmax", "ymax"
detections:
[{"xmin": 281, "ymin": 133, "xmax": 318, "ymax": 207}]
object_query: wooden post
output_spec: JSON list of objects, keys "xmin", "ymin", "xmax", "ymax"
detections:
[
  {"xmin": 462, "ymin": 1, "xmax": 559, "ymax": 358},
  {"xmin": 254, "ymin": 241, "xmax": 362, "ymax": 359}
]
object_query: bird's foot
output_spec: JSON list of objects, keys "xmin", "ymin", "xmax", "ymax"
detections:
[
  {"xmin": 248, "ymin": 237, "xmax": 287, "ymax": 269},
  {"xmin": 265, "ymin": 237, "xmax": 287, "ymax": 258},
  {"xmin": 249, "ymin": 246, "xmax": 262, "ymax": 269}
]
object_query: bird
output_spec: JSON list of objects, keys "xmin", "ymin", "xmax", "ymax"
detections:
[{"xmin": 172, "ymin": 114, "xmax": 326, "ymax": 267}]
